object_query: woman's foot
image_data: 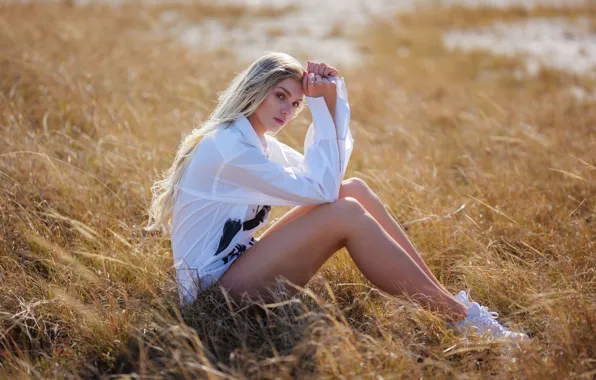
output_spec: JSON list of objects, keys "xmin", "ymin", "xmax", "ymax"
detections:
[{"xmin": 450, "ymin": 291, "xmax": 529, "ymax": 341}]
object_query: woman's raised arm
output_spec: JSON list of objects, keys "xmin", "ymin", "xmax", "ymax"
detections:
[{"xmin": 267, "ymin": 73, "xmax": 353, "ymax": 183}]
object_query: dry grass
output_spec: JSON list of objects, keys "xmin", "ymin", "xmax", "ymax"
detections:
[{"xmin": 1, "ymin": 1, "xmax": 595, "ymax": 379}]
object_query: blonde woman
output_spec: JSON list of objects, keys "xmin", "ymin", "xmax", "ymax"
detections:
[{"xmin": 147, "ymin": 52, "xmax": 527, "ymax": 340}]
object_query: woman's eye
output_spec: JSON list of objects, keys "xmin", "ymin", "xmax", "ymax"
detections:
[
  {"xmin": 277, "ymin": 93, "xmax": 285, "ymax": 100},
  {"xmin": 292, "ymin": 102, "xmax": 299, "ymax": 108}
]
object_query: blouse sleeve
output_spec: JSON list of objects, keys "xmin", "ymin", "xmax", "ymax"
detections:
[
  {"xmin": 267, "ymin": 76, "xmax": 354, "ymax": 181},
  {"xmin": 179, "ymin": 77, "xmax": 354, "ymax": 207},
  {"xmin": 210, "ymin": 80, "xmax": 355, "ymax": 206}
]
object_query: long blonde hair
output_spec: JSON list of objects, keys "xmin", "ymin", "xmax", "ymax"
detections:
[{"xmin": 145, "ymin": 52, "xmax": 305, "ymax": 235}]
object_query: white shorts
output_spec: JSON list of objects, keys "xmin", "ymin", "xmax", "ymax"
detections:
[{"xmin": 177, "ymin": 237, "xmax": 260, "ymax": 306}]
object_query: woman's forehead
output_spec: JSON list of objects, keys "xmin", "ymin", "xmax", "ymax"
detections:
[{"xmin": 276, "ymin": 78, "xmax": 304, "ymax": 98}]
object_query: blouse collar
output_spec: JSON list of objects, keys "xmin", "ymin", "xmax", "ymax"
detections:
[{"xmin": 234, "ymin": 115, "xmax": 268, "ymax": 155}]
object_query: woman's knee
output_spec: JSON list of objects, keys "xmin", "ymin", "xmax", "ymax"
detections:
[
  {"xmin": 339, "ymin": 177, "xmax": 372, "ymax": 201},
  {"xmin": 333, "ymin": 197, "xmax": 376, "ymax": 242},
  {"xmin": 327, "ymin": 196, "xmax": 368, "ymax": 225}
]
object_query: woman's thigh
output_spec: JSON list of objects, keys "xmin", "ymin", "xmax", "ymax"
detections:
[
  {"xmin": 257, "ymin": 177, "xmax": 370, "ymax": 241},
  {"xmin": 216, "ymin": 198, "xmax": 361, "ymax": 301},
  {"xmin": 257, "ymin": 204, "xmax": 316, "ymax": 240}
]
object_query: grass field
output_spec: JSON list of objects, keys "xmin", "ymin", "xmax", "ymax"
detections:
[{"xmin": 1, "ymin": 1, "xmax": 595, "ymax": 378}]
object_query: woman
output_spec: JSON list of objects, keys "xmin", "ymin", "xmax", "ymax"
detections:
[{"xmin": 146, "ymin": 52, "xmax": 527, "ymax": 340}]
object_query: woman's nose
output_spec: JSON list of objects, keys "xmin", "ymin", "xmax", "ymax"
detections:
[{"xmin": 281, "ymin": 104, "xmax": 291, "ymax": 117}]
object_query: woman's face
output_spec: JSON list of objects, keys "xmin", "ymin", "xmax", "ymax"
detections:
[{"xmin": 248, "ymin": 77, "xmax": 304, "ymax": 136}]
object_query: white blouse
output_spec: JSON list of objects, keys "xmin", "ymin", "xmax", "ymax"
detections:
[{"xmin": 171, "ymin": 76, "xmax": 354, "ymax": 306}]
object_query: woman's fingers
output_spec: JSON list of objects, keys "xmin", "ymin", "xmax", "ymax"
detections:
[
  {"xmin": 317, "ymin": 63, "xmax": 327, "ymax": 76},
  {"xmin": 307, "ymin": 61, "xmax": 323, "ymax": 76},
  {"xmin": 307, "ymin": 73, "xmax": 316, "ymax": 95},
  {"xmin": 304, "ymin": 72, "xmax": 310, "ymax": 96},
  {"xmin": 324, "ymin": 65, "xmax": 338, "ymax": 77},
  {"xmin": 303, "ymin": 69, "xmax": 337, "ymax": 98},
  {"xmin": 321, "ymin": 77, "xmax": 336, "ymax": 91},
  {"xmin": 326, "ymin": 66, "xmax": 338, "ymax": 77},
  {"xmin": 311, "ymin": 62, "xmax": 320, "ymax": 76},
  {"xmin": 302, "ymin": 71, "xmax": 309, "ymax": 94},
  {"xmin": 307, "ymin": 60, "xmax": 339, "ymax": 78}
]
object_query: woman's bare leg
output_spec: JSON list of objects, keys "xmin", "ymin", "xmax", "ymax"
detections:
[
  {"xmin": 338, "ymin": 178, "xmax": 453, "ymax": 296},
  {"xmin": 217, "ymin": 197, "xmax": 467, "ymax": 322},
  {"xmin": 259, "ymin": 177, "xmax": 453, "ymax": 297}
]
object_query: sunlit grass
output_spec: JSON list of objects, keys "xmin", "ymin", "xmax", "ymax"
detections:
[{"xmin": 1, "ymin": 1, "xmax": 595, "ymax": 378}]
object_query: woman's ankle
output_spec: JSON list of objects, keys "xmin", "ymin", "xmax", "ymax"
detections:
[
  {"xmin": 419, "ymin": 292, "xmax": 468, "ymax": 322},
  {"xmin": 445, "ymin": 299, "xmax": 468, "ymax": 322}
]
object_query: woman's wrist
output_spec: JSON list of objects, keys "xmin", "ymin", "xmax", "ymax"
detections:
[{"xmin": 323, "ymin": 92, "xmax": 337, "ymax": 130}]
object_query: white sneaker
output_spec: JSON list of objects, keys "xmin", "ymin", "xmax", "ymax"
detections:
[
  {"xmin": 451, "ymin": 291, "xmax": 529, "ymax": 341},
  {"xmin": 454, "ymin": 290, "xmax": 472, "ymax": 307}
]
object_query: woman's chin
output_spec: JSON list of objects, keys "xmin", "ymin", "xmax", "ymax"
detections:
[{"xmin": 267, "ymin": 124, "xmax": 284, "ymax": 134}]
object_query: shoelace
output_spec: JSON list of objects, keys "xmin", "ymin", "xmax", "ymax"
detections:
[
  {"xmin": 471, "ymin": 304, "xmax": 509, "ymax": 334},
  {"xmin": 459, "ymin": 293, "xmax": 526, "ymax": 339},
  {"xmin": 462, "ymin": 291, "xmax": 499, "ymax": 321},
  {"xmin": 478, "ymin": 304, "xmax": 499, "ymax": 320},
  {"xmin": 462, "ymin": 290, "xmax": 471, "ymax": 304}
]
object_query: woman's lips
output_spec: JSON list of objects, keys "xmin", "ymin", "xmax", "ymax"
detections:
[{"xmin": 273, "ymin": 117, "xmax": 284, "ymax": 126}]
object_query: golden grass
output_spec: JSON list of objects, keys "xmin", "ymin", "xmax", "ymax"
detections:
[{"xmin": 1, "ymin": 1, "xmax": 595, "ymax": 378}]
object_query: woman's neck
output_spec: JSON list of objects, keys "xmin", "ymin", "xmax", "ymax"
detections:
[{"xmin": 247, "ymin": 114, "xmax": 266, "ymax": 137}]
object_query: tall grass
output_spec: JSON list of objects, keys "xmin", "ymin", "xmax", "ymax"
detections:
[{"xmin": 1, "ymin": 1, "xmax": 595, "ymax": 378}]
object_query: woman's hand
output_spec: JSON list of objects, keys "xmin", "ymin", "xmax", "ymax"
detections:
[
  {"xmin": 303, "ymin": 61, "xmax": 338, "ymax": 130},
  {"xmin": 302, "ymin": 71, "xmax": 336, "ymax": 99},
  {"xmin": 307, "ymin": 61, "xmax": 339, "ymax": 78},
  {"xmin": 302, "ymin": 61, "xmax": 339, "ymax": 99}
]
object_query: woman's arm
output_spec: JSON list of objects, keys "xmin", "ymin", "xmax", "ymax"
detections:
[
  {"xmin": 266, "ymin": 64, "xmax": 352, "ymax": 178},
  {"xmin": 182, "ymin": 96, "xmax": 342, "ymax": 206},
  {"xmin": 325, "ymin": 94, "xmax": 337, "ymax": 132},
  {"xmin": 257, "ymin": 204, "xmax": 316, "ymax": 240},
  {"xmin": 307, "ymin": 61, "xmax": 338, "ymax": 133}
]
